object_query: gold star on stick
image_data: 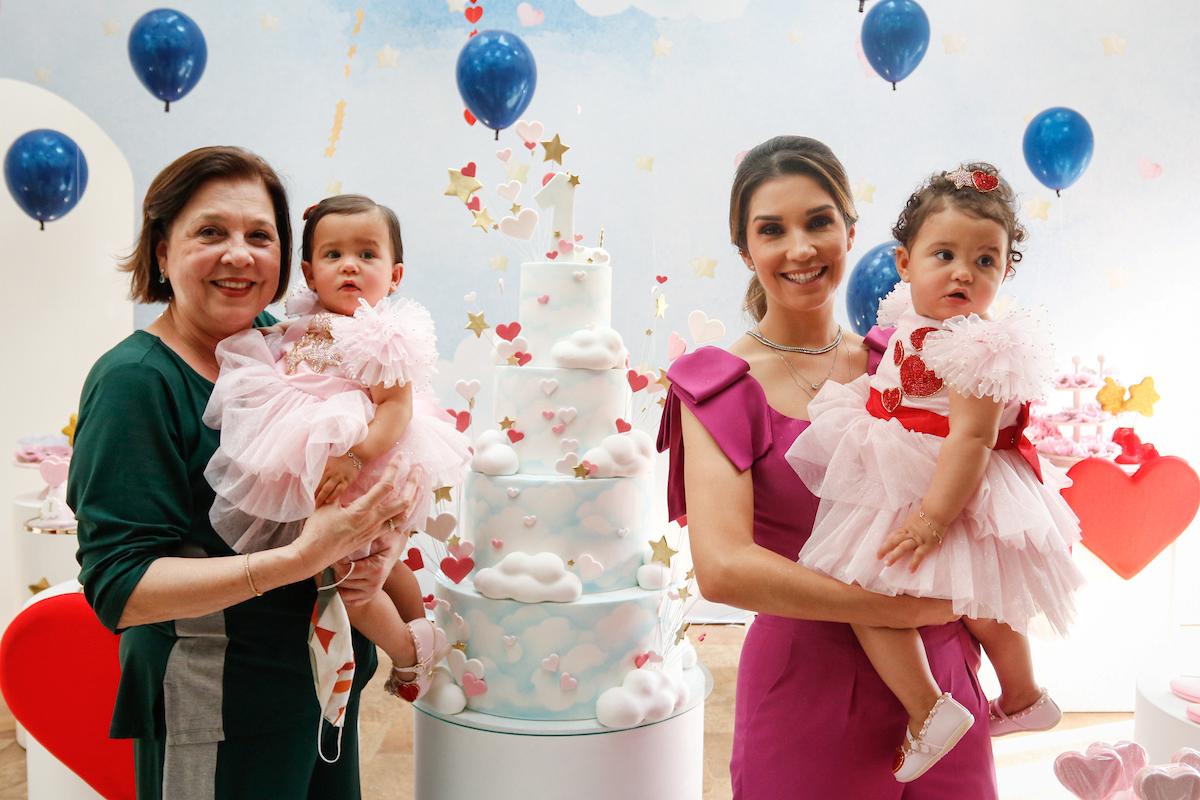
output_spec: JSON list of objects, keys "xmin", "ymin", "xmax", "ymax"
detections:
[
  {"xmin": 567, "ymin": 173, "xmax": 581, "ymax": 187},
  {"xmin": 433, "ymin": 486, "xmax": 453, "ymax": 503},
  {"xmin": 655, "ymin": 369, "xmax": 671, "ymax": 392},
  {"xmin": 691, "ymin": 257, "xmax": 717, "ymax": 278},
  {"xmin": 1095, "ymin": 378, "xmax": 1127, "ymax": 415},
  {"xmin": 472, "ymin": 208, "xmax": 495, "ymax": 232},
  {"xmin": 28, "ymin": 577, "xmax": 50, "ymax": 595},
  {"xmin": 447, "ymin": 534, "xmax": 461, "ymax": 549},
  {"xmin": 509, "ymin": 203, "xmax": 522, "ymax": 215},
  {"xmin": 499, "ymin": 417, "xmax": 516, "ymax": 430},
  {"xmin": 444, "ymin": 168, "xmax": 482, "ymax": 202},
  {"xmin": 62, "ymin": 413, "xmax": 77, "ymax": 446},
  {"xmin": 655, "ymin": 294, "xmax": 668, "ymax": 318},
  {"xmin": 572, "ymin": 463, "xmax": 591, "ymax": 479},
  {"xmin": 674, "ymin": 622, "xmax": 691, "ymax": 645},
  {"xmin": 649, "ymin": 535, "xmax": 678, "ymax": 566},
  {"xmin": 1123, "ymin": 377, "xmax": 1160, "ymax": 416},
  {"xmin": 465, "ymin": 311, "xmax": 490, "ymax": 338},
  {"xmin": 686, "ymin": 568, "xmax": 696, "ymax": 581},
  {"xmin": 676, "ymin": 585, "xmax": 692, "ymax": 602},
  {"xmin": 1024, "ymin": 198, "xmax": 1051, "ymax": 221},
  {"xmin": 541, "ymin": 134, "xmax": 570, "ymax": 164}
]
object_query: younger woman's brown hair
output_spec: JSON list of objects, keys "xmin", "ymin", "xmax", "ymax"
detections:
[{"xmin": 119, "ymin": 146, "xmax": 292, "ymax": 304}]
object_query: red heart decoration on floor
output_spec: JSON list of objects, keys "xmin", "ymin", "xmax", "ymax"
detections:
[
  {"xmin": 460, "ymin": 161, "xmax": 477, "ymax": 178},
  {"xmin": 627, "ymin": 370, "xmax": 649, "ymax": 392},
  {"xmin": 899, "ymin": 355, "xmax": 943, "ymax": 397},
  {"xmin": 655, "ymin": 275, "xmax": 668, "ymax": 284},
  {"xmin": 615, "ymin": 419, "xmax": 632, "ymax": 433},
  {"xmin": 893, "ymin": 339, "xmax": 905, "ymax": 366},
  {"xmin": 972, "ymin": 171, "xmax": 999, "ymax": 192},
  {"xmin": 464, "ymin": 5, "xmax": 483, "ymax": 24},
  {"xmin": 463, "ymin": 108, "xmax": 477, "ymax": 126},
  {"xmin": 495, "ymin": 321, "xmax": 522, "ymax": 341},
  {"xmin": 1062, "ymin": 456, "xmax": 1200, "ymax": 580},
  {"xmin": 909, "ymin": 326, "xmax": 939, "ymax": 350},
  {"xmin": 507, "ymin": 429, "xmax": 526, "ymax": 443},
  {"xmin": 0, "ymin": 592, "xmax": 134, "ymax": 799},
  {"xmin": 403, "ymin": 548, "xmax": 425, "ymax": 572},
  {"xmin": 466, "ymin": 196, "xmax": 481, "ymax": 212},
  {"xmin": 881, "ymin": 387, "xmax": 903, "ymax": 412},
  {"xmin": 440, "ymin": 556, "xmax": 475, "ymax": 584}
]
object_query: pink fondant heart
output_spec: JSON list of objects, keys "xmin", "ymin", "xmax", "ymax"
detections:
[
  {"xmin": 524, "ymin": 140, "xmax": 536, "ymax": 151},
  {"xmin": 1054, "ymin": 749, "xmax": 1123, "ymax": 800},
  {"xmin": 440, "ymin": 556, "xmax": 475, "ymax": 584},
  {"xmin": 422, "ymin": 593, "xmax": 436, "ymax": 610},
  {"xmin": 634, "ymin": 652, "xmax": 651, "ymax": 669},
  {"xmin": 1135, "ymin": 765, "xmax": 1200, "ymax": 800},
  {"xmin": 462, "ymin": 672, "xmax": 488, "ymax": 697},
  {"xmin": 513, "ymin": 352, "xmax": 531, "ymax": 366},
  {"xmin": 495, "ymin": 321, "xmax": 522, "ymax": 341},
  {"xmin": 552, "ymin": 423, "xmax": 565, "ymax": 435},
  {"xmin": 559, "ymin": 673, "xmax": 577, "ymax": 691},
  {"xmin": 545, "ymin": 251, "xmax": 558, "ymax": 260},
  {"xmin": 542, "ymin": 410, "xmax": 555, "ymax": 420},
  {"xmin": 655, "ymin": 275, "xmax": 668, "ymax": 284},
  {"xmin": 537, "ymin": 294, "xmax": 550, "ymax": 304},
  {"xmin": 583, "ymin": 460, "xmax": 598, "ymax": 477},
  {"xmin": 541, "ymin": 654, "xmax": 559, "ymax": 671},
  {"xmin": 490, "ymin": 538, "xmax": 503, "ymax": 550},
  {"xmin": 448, "ymin": 540, "xmax": 474, "ymax": 559},
  {"xmin": 574, "ymin": 233, "xmax": 583, "ymax": 242},
  {"xmin": 38, "ymin": 456, "xmax": 69, "ymax": 488}
]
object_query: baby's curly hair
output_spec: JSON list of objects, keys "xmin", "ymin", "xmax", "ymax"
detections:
[{"xmin": 892, "ymin": 163, "xmax": 1026, "ymax": 276}]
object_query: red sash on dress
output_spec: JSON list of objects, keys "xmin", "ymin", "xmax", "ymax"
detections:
[{"xmin": 866, "ymin": 388, "xmax": 1044, "ymax": 483}]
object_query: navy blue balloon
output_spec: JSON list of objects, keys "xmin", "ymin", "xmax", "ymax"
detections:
[
  {"xmin": 4, "ymin": 129, "xmax": 89, "ymax": 230},
  {"xmin": 456, "ymin": 30, "xmax": 537, "ymax": 137},
  {"xmin": 128, "ymin": 8, "xmax": 207, "ymax": 112},
  {"xmin": 1023, "ymin": 107, "xmax": 1094, "ymax": 196},
  {"xmin": 861, "ymin": 0, "xmax": 930, "ymax": 89},
  {"xmin": 847, "ymin": 241, "xmax": 901, "ymax": 335}
]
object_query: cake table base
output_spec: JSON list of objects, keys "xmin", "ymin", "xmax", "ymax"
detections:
[
  {"xmin": 414, "ymin": 666, "xmax": 710, "ymax": 800},
  {"xmin": 1134, "ymin": 673, "xmax": 1200, "ymax": 763}
]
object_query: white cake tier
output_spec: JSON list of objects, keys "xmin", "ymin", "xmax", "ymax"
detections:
[
  {"xmin": 518, "ymin": 261, "xmax": 612, "ymax": 366},
  {"xmin": 434, "ymin": 578, "xmax": 664, "ymax": 721},
  {"xmin": 462, "ymin": 471, "xmax": 654, "ymax": 592},
  {"xmin": 491, "ymin": 365, "xmax": 630, "ymax": 476}
]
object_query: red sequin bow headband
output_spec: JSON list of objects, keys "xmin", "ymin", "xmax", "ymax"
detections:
[
  {"xmin": 302, "ymin": 202, "xmax": 319, "ymax": 220},
  {"xmin": 945, "ymin": 167, "xmax": 998, "ymax": 193}
]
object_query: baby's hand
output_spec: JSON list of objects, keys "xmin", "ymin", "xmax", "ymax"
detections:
[
  {"xmin": 315, "ymin": 453, "xmax": 361, "ymax": 506},
  {"xmin": 877, "ymin": 509, "xmax": 944, "ymax": 573}
]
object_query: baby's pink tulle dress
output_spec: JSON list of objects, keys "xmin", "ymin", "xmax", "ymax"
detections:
[
  {"xmin": 204, "ymin": 291, "xmax": 470, "ymax": 554},
  {"xmin": 786, "ymin": 282, "xmax": 1084, "ymax": 636}
]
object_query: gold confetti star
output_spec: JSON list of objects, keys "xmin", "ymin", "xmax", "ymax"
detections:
[
  {"xmin": 1024, "ymin": 198, "xmax": 1051, "ymax": 221},
  {"xmin": 853, "ymin": 181, "xmax": 876, "ymax": 203},
  {"xmin": 489, "ymin": 256, "xmax": 509, "ymax": 272},
  {"xmin": 541, "ymin": 134, "xmax": 570, "ymax": 165},
  {"xmin": 652, "ymin": 35, "xmax": 673, "ymax": 57},
  {"xmin": 377, "ymin": 44, "xmax": 400, "ymax": 68},
  {"xmin": 691, "ymin": 257, "xmax": 717, "ymax": 278},
  {"xmin": 509, "ymin": 203, "xmax": 522, "ymax": 215},
  {"xmin": 325, "ymin": 100, "xmax": 347, "ymax": 157},
  {"xmin": 433, "ymin": 486, "xmax": 454, "ymax": 503},
  {"xmin": 655, "ymin": 369, "xmax": 671, "ymax": 392},
  {"xmin": 1095, "ymin": 378, "xmax": 1127, "ymax": 415},
  {"xmin": 506, "ymin": 161, "xmax": 530, "ymax": 183},
  {"xmin": 472, "ymin": 208, "xmax": 495, "ymax": 232},
  {"xmin": 649, "ymin": 535, "xmax": 678, "ymax": 566},
  {"xmin": 942, "ymin": 34, "xmax": 966, "ymax": 54},
  {"xmin": 1123, "ymin": 377, "xmax": 1160, "ymax": 416},
  {"xmin": 499, "ymin": 417, "xmax": 516, "ymax": 430},
  {"xmin": 677, "ymin": 585, "xmax": 692, "ymax": 602},
  {"xmin": 573, "ymin": 463, "xmax": 591, "ymax": 479},
  {"xmin": 1101, "ymin": 35, "xmax": 1127, "ymax": 56},
  {"xmin": 635, "ymin": 155, "xmax": 655, "ymax": 172},
  {"xmin": 260, "ymin": 14, "xmax": 279, "ymax": 31},
  {"xmin": 655, "ymin": 294, "xmax": 668, "ymax": 318},
  {"xmin": 568, "ymin": 173, "xmax": 581, "ymax": 187},
  {"xmin": 28, "ymin": 577, "xmax": 50, "ymax": 595},
  {"xmin": 465, "ymin": 311, "xmax": 490, "ymax": 338},
  {"xmin": 447, "ymin": 534, "xmax": 461, "ymax": 549},
  {"xmin": 445, "ymin": 168, "xmax": 483, "ymax": 203},
  {"xmin": 685, "ymin": 568, "xmax": 696, "ymax": 581},
  {"xmin": 786, "ymin": 30, "xmax": 803, "ymax": 45},
  {"xmin": 326, "ymin": 179, "xmax": 343, "ymax": 195}
]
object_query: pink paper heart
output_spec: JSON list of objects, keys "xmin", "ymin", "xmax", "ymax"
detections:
[
  {"xmin": 1055, "ymin": 750, "xmax": 1124, "ymax": 800},
  {"xmin": 537, "ymin": 294, "xmax": 550, "ymax": 304},
  {"xmin": 448, "ymin": 540, "xmax": 475, "ymax": 559},
  {"xmin": 496, "ymin": 147, "xmax": 512, "ymax": 162},
  {"xmin": 552, "ymin": 423, "xmax": 565, "ymax": 435},
  {"xmin": 557, "ymin": 238, "xmax": 574, "ymax": 254},
  {"xmin": 1111, "ymin": 740, "xmax": 1148, "ymax": 787},
  {"xmin": 38, "ymin": 456, "xmax": 69, "ymax": 489},
  {"xmin": 667, "ymin": 331, "xmax": 687, "ymax": 361},
  {"xmin": 541, "ymin": 654, "xmax": 559, "ymax": 671},
  {"xmin": 559, "ymin": 672, "xmax": 577, "ymax": 692},
  {"xmin": 1135, "ymin": 764, "xmax": 1200, "ymax": 800},
  {"xmin": 574, "ymin": 233, "xmax": 583, "ymax": 242},
  {"xmin": 490, "ymin": 538, "xmax": 504, "ymax": 550},
  {"xmin": 516, "ymin": 1, "xmax": 544, "ymax": 26},
  {"xmin": 462, "ymin": 672, "xmax": 488, "ymax": 698},
  {"xmin": 542, "ymin": 410, "xmax": 556, "ymax": 420}
]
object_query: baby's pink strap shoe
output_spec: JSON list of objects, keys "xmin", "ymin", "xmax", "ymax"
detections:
[
  {"xmin": 1170, "ymin": 676, "xmax": 1200, "ymax": 703},
  {"xmin": 988, "ymin": 689, "xmax": 1062, "ymax": 737},
  {"xmin": 893, "ymin": 693, "xmax": 975, "ymax": 783},
  {"xmin": 383, "ymin": 618, "xmax": 449, "ymax": 703}
]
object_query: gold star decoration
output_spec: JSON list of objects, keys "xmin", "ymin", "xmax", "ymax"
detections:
[
  {"xmin": 447, "ymin": 534, "xmax": 461, "ymax": 549},
  {"xmin": 1024, "ymin": 198, "xmax": 1051, "ymax": 221},
  {"xmin": 942, "ymin": 34, "xmax": 966, "ymax": 54},
  {"xmin": 655, "ymin": 294, "xmax": 669, "ymax": 318},
  {"xmin": 691, "ymin": 257, "xmax": 717, "ymax": 278},
  {"xmin": 472, "ymin": 208, "xmax": 495, "ymax": 232},
  {"xmin": 676, "ymin": 585, "xmax": 692, "ymax": 602},
  {"xmin": 649, "ymin": 535, "xmax": 678, "ymax": 566},
  {"xmin": 567, "ymin": 559, "xmax": 575, "ymax": 567},
  {"xmin": 656, "ymin": 397, "xmax": 666, "ymax": 408},
  {"xmin": 444, "ymin": 168, "xmax": 483, "ymax": 203},
  {"xmin": 685, "ymin": 568, "xmax": 696, "ymax": 581},
  {"xmin": 567, "ymin": 173, "xmax": 581, "ymax": 187},
  {"xmin": 102, "ymin": 20, "xmax": 121, "ymax": 36},
  {"xmin": 28, "ymin": 577, "xmax": 50, "ymax": 595},
  {"xmin": 573, "ymin": 463, "xmax": 591, "ymax": 479},
  {"xmin": 1101, "ymin": 35, "xmax": 1127, "ymax": 56},
  {"xmin": 853, "ymin": 181, "xmax": 876, "ymax": 203},
  {"xmin": 507, "ymin": 355, "xmax": 522, "ymax": 366},
  {"xmin": 451, "ymin": 641, "xmax": 468, "ymax": 652},
  {"xmin": 326, "ymin": 179, "xmax": 343, "ymax": 195},
  {"xmin": 499, "ymin": 417, "xmax": 516, "ymax": 430},
  {"xmin": 509, "ymin": 203, "xmax": 522, "ymax": 215},
  {"xmin": 433, "ymin": 486, "xmax": 454, "ymax": 503},
  {"xmin": 489, "ymin": 256, "xmax": 509, "ymax": 272},
  {"xmin": 541, "ymin": 134, "xmax": 570, "ymax": 164},
  {"xmin": 506, "ymin": 161, "xmax": 530, "ymax": 183},
  {"xmin": 652, "ymin": 35, "xmax": 673, "ymax": 57},
  {"xmin": 674, "ymin": 622, "xmax": 691, "ymax": 645},
  {"xmin": 1123, "ymin": 377, "xmax": 1160, "ymax": 416},
  {"xmin": 1095, "ymin": 378, "xmax": 1127, "ymax": 415},
  {"xmin": 465, "ymin": 311, "xmax": 490, "ymax": 338},
  {"xmin": 62, "ymin": 413, "xmax": 77, "ymax": 446},
  {"xmin": 655, "ymin": 369, "xmax": 671, "ymax": 393},
  {"xmin": 635, "ymin": 155, "xmax": 655, "ymax": 172}
]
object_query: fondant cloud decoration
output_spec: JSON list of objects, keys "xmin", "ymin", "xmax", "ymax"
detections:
[
  {"xmin": 471, "ymin": 429, "xmax": 519, "ymax": 475},
  {"xmin": 581, "ymin": 430, "xmax": 654, "ymax": 477},
  {"xmin": 551, "ymin": 327, "xmax": 627, "ymax": 370},
  {"xmin": 595, "ymin": 666, "xmax": 690, "ymax": 729},
  {"xmin": 474, "ymin": 552, "xmax": 584, "ymax": 603}
]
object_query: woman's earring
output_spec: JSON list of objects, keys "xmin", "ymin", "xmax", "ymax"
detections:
[{"xmin": 158, "ymin": 271, "xmax": 167, "ymax": 284}]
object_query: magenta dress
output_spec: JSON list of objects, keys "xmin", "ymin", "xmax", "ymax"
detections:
[{"xmin": 657, "ymin": 332, "xmax": 998, "ymax": 799}]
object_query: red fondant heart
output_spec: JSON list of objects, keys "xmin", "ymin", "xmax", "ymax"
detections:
[
  {"xmin": 463, "ymin": 108, "xmax": 477, "ymax": 126},
  {"xmin": 634, "ymin": 652, "xmax": 651, "ymax": 669},
  {"xmin": 899, "ymin": 355, "xmax": 943, "ymax": 397},
  {"xmin": 524, "ymin": 141, "xmax": 536, "ymax": 151},
  {"xmin": 545, "ymin": 251, "xmax": 558, "ymax": 260},
  {"xmin": 655, "ymin": 275, "xmax": 668, "ymax": 284},
  {"xmin": 0, "ymin": 592, "xmax": 134, "ymax": 799},
  {"xmin": 972, "ymin": 171, "xmax": 999, "ymax": 192},
  {"xmin": 542, "ymin": 172, "xmax": 556, "ymax": 187},
  {"xmin": 495, "ymin": 321, "xmax": 522, "ymax": 341},
  {"xmin": 909, "ymin": 326, "xmax": 940, "ymax": 351},
  {"xmin": 422, "ymin": 593, "xmax": 436, "ymax": 610},
  {"xmin": 1062, "ymin": 456, "xmax": 1200, "ymax": 579},
  {"xmin": 464, "ymin": 5, "xmax": 483, "ymax": 24},
  {"xmin": 440, "ymin": 556, "xmax": 475, "ymax": 584},
  {"xmin": 450, "ymin": 410, "xmax": 471, "ymax": 433},
  {"xmin": 460, "ymin": 161, "xmax": 477, "ymax": 178},
  {"xmin": 403, "ymin": 548, "xmax": 425, "ymax": 572},
  {"xmin": 881, "ymin": 387, "xmax": 903, "ymax": 412},
  {"xmin": 893, "ymin": 339, "xmax": 905, "ymax": 366},
  {"xmin": 615, "ymin": 419, "xmax": 632, "ymax": 433},
  {"xmin": 627, "ymin": 370, "xmax": 649, "ymax": 392},
  {"xmin": 507, "ymin": 429, "xmax": 525, "ymax": 443},
  {"xmin": 513, "ymin": 352, "xmax": 531, "ymax": 366},
  {"xmin": 466, "ymin": 196, "xmax": 481, "ymax": 212}
]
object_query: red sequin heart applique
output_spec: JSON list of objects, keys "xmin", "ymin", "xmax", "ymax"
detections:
[
  {"xmin": 893, "ymin": 340, "xmax": 905, "ymax": 366},
  {"xmin": 900, "ymin": 354, "xmax": 944, "ymax": 397},
  {"xmin": 881, "ymin": 387, "xmax": 903, "ymax": 412},
  {"xmin": 972, "ymin": 171, "xmax": 999, "ymax": 192},
  {"xmin": 909, "ymin": 326, "xmax": 939, "ymax": 351},
  {"xmin": 397, "ymin": 682, "xmax": 420, "ymax": 702}
]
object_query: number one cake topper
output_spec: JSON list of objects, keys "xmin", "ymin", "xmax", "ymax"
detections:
[{"xmin": 534, "ymin": 171, "xmax": 575, "ymax": 259}]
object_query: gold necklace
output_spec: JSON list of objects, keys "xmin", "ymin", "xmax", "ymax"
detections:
[{"xmin": 774, "ymin": 341, "xmax": 840, "ymax": 399}]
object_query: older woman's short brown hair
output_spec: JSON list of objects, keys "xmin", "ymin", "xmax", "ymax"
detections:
[{"xmin": 119, "ymin": 146, "xmax": 292, "ymax": 304}]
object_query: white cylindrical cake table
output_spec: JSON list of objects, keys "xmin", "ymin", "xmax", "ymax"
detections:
[
  {"xmin": 1134, "ymin": 673, "xmax": 1200, "ymax": 763},
  {"xmin": 414, "ymin": 665, "xmax": 710, "ymax": 800}
]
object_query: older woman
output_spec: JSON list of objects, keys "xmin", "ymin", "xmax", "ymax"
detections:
[
  {"xmin": 69, "ymin": 146, "xmax": 421, "ymax": 799},
  {"xmin": 658, "ymin": 136, "xmax": 998, "ymax": 797}
]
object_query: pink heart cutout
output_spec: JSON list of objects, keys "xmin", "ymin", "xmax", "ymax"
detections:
[
  {"xmin": 490, "ymin": 538, "xmax": 503, "ymax": 550},
  {"xmin": 542, "ymin": 410, "xmax": 555, "ymax": 420},
  {"xmin": 634, "ymin": 652, "xmax": 651, "ymax": 669},
  {"xmin": 537, "ymin": 294, "xmax": 550, "ymax": 304},
  {"xmin": 559, "ymin": 673, "xmax": 577, "ymax": 692},
  {"xmin": 462, "ymin": 672, "xmax": 488, "ymax": 697},
  {"xmin": 38, "ymin": 456, "xmax": 69, "ymax": 488},
  {"xmin": 496, "ymin": 148, "xmax": 512, "ymax": 162},
  {"xmin": 1136, "ymin": 765, "xmax": 1200, "ymax": 800},
  {"xmin": 552, "ymin": 424, "xmax": 565, "ymax": 435}
]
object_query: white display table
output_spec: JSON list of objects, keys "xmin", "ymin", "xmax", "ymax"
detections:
[
  {"xmin": 1134, "ymin": 673, "xmax": 1200, "ymax": 763},
  {"xmin": 414, "ymin": 665, "xmax": 710, "ymax": 800}
]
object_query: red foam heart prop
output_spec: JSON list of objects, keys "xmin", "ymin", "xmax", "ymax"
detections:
[
  {"xmin": 507, "ymin": 429, "xmax": 526, "ymax": 443},
  {"xmin": 464, "ymin": 5, "xmax": 483, "ymax": 24},
  {"xmin": 899, "ymin": 354, "xmax": 943, "ymax": 397},
  {"xmin": 495, "ymin": 321, "xmax": 522, "ymax": 341},
  {"xmin": 422, "ymin": 593, "xmax": 436, "ymax": 609},
  {"xmin": 909, "ymin": 326, "xmax": 939, "ymax": 350},
  {"xmin": 466, "ymin": 196, "xmax": 481, "ymax": 212},
  {"xmin": 972, "ymin": 171, "xmax": 999, "ymax": 192},
  {"xmin": 627, "ymin": 370, "xmax": 649, "ymax": 392},
  {"xmin": 403, "ymin": 548, "xmax": 425, "ymax": 572},
  {"xmin": 1062, "ymin": 456, "xmax": 1200, "ymax": 579},
  {"xmin": 460, "ymin": 161, "xmax": 477, "ymax": 178},
  {"xmin": 452, "ymin": 410, "xmax": 471, "ymax": 432},
  {"xmin": 615, "ymin": 419, "xmax": 632, "ymax": 433},
  {"xmin": 463, "ymin": 108, "xmax": 477, "ymax": 126},
  {"xmin": 441, "ymin": 556, "xmax": 475, "ymax": 584},
  {"xmin": 0, "ymin": 592, "xmax": 134, "ymax": 799}
]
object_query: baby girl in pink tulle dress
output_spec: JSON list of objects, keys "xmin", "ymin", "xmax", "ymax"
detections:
[
  {"xmin": 205, "ymin": 195, "xmax": 468, "ymax": 713},
  {"xmin": 786, "ymin": 165, "xmax": 1084, "ymax": 783}
]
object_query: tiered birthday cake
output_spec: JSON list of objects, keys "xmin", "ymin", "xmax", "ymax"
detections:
[{"xmin": 427, "ymin": 249, "xmax": 694, "ymax": 725}]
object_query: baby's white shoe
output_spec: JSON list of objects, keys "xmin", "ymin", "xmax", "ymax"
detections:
[{"xmin": 893, "ymin": 692, "xmax": 975, "ymax": 783}]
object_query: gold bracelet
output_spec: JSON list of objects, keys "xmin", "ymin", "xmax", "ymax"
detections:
[
  {"xmin": 346, "ymin": 450, "xmax": 364, "ymax": 471},
  {"xmin": 244, "ymin": 553, "xmax": 263, "ymax": 597},
  {"xmin": 917, "ymin": 509, "xmax": 945, "ymax": 545}
]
